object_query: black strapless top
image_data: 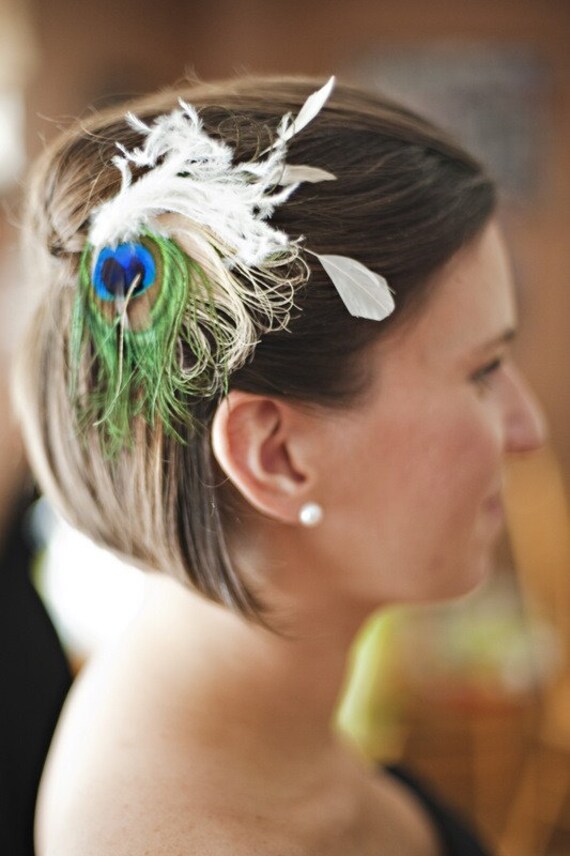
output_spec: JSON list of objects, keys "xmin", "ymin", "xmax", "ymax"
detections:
[{"xmin": 384, "ymin": 765, "xmax": 493, "ymax": 856}]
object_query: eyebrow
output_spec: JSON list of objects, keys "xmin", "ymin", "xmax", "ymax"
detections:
[{"xmin": 473, "ymin": 326, "xmax": 517, "ymax": 355}]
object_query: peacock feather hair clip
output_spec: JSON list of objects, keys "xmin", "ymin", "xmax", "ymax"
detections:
[{"xmin": 71, "ymin": 76, "xmax": 395, "ymax": 452}]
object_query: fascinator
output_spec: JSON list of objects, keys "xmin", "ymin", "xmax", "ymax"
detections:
[{"xmin": 72, "ymin": 77, "xmax": 395, "ymax": 450}]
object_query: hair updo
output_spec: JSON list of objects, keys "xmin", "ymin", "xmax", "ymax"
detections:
[{"xmin": 15, "ymin": 76, "xmax": 496, "ymax": 624}]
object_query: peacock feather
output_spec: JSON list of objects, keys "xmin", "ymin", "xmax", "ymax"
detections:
[{"xmin": 71, "ymin": 231, "xmax": 234, "ymax": 454}]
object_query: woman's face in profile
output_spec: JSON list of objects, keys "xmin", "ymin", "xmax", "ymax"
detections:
[{"xmin": 314, "ymin": 220, "xmax": 545, "ymax": 607}]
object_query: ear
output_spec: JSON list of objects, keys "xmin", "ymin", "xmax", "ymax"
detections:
[{"xmin": 211, "ymin": 390, "xmax": 318, "ymax": 523}]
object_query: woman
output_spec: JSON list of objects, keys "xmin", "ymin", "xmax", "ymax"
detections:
[{"xmin": 16, "ymin": 76, "xmax": 544, "ymax": 855}]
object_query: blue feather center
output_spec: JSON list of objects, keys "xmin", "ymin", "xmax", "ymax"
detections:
[{"xmin": 92, "ymin": 243, "xmax": 156, "ymax": 301}]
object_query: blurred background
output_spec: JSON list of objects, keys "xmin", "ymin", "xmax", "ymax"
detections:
[{"xmin": 1, "ymin": 0, "xmax": 570, "ymax": 854}]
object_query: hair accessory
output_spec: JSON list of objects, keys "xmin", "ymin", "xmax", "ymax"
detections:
[
  {"xmin": 298, "ymin": 502, "xmax": 324, "ymax": 528},
  {"xmin": 73, "ymin": 76, "xmax": 395, "ymax": 450},
  {"xmin": 312, "ymin": 254, "xmax": 394, "ymax": 321},
  {"xmin": 92, "ymin": 242, "xmax": 156, "ymax": 303},
  {"xmin": 88, "ymin": 77, "xmax": 339, "ymax": 266}
]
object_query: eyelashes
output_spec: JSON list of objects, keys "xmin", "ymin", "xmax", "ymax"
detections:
[{"xmin": 471, "ymin": 356, "xmax": 504, "ymax": 388}]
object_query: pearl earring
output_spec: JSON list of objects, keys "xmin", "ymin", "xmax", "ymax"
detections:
[{"xmin": 298, "ymin": 502, "xmax": 324, "ymax": 527}]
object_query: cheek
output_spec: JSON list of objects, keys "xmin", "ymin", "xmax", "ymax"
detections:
[
  {"xmin": 383, "ymin": 405, "xmax": 502, "ymax": 592},
  {"xmin": 331, "ymin": 397, "xmax": 500, "ymax": 511},
  {"xmin": 407, "ymin": 409, "xmax": 500, "ymax": 509},
  {"xmin": 325, "ymin": 398, "xmax": 503, "ymax": 600}
]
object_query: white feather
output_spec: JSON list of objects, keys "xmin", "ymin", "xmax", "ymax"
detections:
[
  {"xmin": 90, "ymin": 79, "xmax": 337, "ymax": 266},
  {"xmin": 278, "ymin": 76, "xmax": 336, "ymax": 145},
  {"xmin": 88, "ymin": 77, "xmax": 395, "ymax": 362},
  {"xmin": 89, "ymin": 102, "xmax": 289, "ymax": 266},
  {"xmin": 315, "ymin": 254, "xmax": 395, "ymax": 321},
  {"xmin": 279, "ymin": 165, "xmax": 336, "ymax": 185}
]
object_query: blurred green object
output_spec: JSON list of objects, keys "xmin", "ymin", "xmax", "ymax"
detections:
[
  {"xmin": 335, "ymin": 608, "xmax": 409, "ymax": 761},
  {"xmin": 335, "ymin": 572, "xmax": 556, "ymax": 757}
]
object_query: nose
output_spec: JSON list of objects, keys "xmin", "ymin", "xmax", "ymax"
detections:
[{"xmin": 503, "ymin": 365, "xmax": 548, "ymax": 454}]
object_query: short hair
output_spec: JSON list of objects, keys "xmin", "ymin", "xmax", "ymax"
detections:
[{"xmin": 15, "ymin": 76, "xmax": 496, "ymax": 625}]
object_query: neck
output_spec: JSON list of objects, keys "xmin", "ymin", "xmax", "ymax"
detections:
[{"xmin": 130, "ymin": 572, "xmax": 373, "ymax": 790}]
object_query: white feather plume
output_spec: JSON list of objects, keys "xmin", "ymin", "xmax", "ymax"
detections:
[
  {"xmin": 315, "ymin": 254, "xmax": 395, "ymax": 321},
  {"xmin": 278, "ymin": 164, "xmax": 336, "ymax": 185},
  {"xmin": 270, "ymin": 76, "xmax": 336, "ymax": 148},
  {"xmin": 89, "ymin": 79, "xmax": 337, "ymax": 270},
  {"xmin": 87, "ymin": 75, "xmax": 396, "ymax": 350}
]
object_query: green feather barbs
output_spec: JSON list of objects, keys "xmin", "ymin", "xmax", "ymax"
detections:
[{"xmin": 71, "ymin": 232, "xmax": 242, "ymax": 454}]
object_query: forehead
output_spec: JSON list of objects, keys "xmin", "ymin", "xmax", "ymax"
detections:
[{"xmin": 391, "ymin": 221, "xmax": 516, "ymax": 368}]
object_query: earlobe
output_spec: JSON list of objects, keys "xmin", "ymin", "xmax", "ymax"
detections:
[{"xmin": 211, "ymin": 391, "xmax": 315, "ymax": 523}]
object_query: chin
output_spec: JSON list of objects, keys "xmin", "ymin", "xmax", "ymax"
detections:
[
  {"xmin": 422, "ymin": 548, "xmax": 496, "ymax": 604},
  {"xmin": 455, "ymin": 549, "xmax": 496, "ymax": 598}
]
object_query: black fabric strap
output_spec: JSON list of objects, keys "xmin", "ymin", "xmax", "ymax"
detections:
[{"xmin": 383, "ymin": 764, "xmax": 494, "ymax": 856}]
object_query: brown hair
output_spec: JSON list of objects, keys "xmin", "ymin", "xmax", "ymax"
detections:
[{"xmin": 15, "ymin": 76, "xmax": 496, "ymax": 624}]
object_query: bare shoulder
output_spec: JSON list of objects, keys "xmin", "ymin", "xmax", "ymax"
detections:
[
  {"xmin": 35, "ymin": 652, "xmax": 195, "ymax": 855},
  {"xmin": 38, "ymin": 727, "xmax": 237, "ymax": 855},
  {"xmin": 39, "ymin": 766, "xmax": 290, "ymax": 856},
  {"xmin": 35, "ymin": 652, "xmax": 275, "ymax": 856},
  {"xmin": 35, "ymin": 639, "xmax": 440, "ymax": 856},
  {"xmin": 40, "ymin": 799, "xmax": 250, "ymax": 856}
]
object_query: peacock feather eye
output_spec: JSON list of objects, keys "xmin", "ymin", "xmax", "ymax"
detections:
[
  {"xmin": 88, "ymin": 237, "xmax": 167, "ymax": 332},
  {"xmin": 93, "ymin": 242, "xmax": 156, "ymax": 301}
]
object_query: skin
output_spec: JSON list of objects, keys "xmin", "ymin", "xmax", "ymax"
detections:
[{"xmin": 36, "ymin": 221, "xmax": 545, "ymax": 855}]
